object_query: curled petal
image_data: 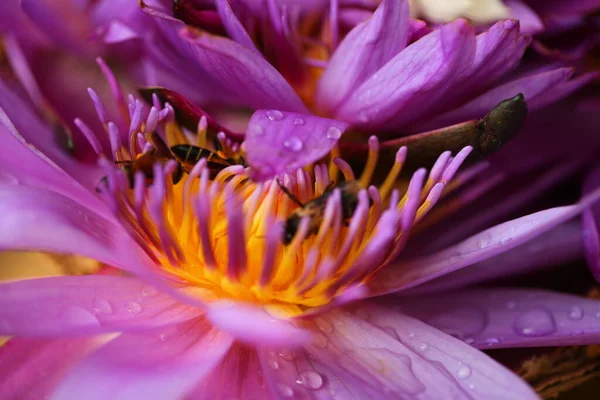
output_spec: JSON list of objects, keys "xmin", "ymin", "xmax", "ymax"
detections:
[
  {"xmin": 398, "ymin": 288, "xmax": 600, "ymax": 348},
  {"xmin": 244, "ymin": 111, "xmax": 348, "ymax": 180},
  {"xmin": 583, "ymin": 165, "xmax": 600, "ymax": 281},
  {"xmin": 0, "ymin": 276, "xmax": 201, "ymax": 337},
  {"xmin": 52, "ymin": 319, "xmax": 234, "ymax": 400},
  {"xmin": 370, "ymin": 186, "xmax": 600, "ymax": 295}
]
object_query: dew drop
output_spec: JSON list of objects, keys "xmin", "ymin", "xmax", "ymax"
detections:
[
  {"xmin": 500, "ymin": 237, "xmax": 512, "ymax": 244},
  {"xmin": 314, "ymin": 333, "xmax": 328, "ymax": 348},
  {"xmin": 513, "ymin": 308, "xmax": 556, "ymax": 337},
  {"xmin": 485, "ymin": 337, "xmax": 500, "ymax": 345},
  {"xmin": 326, "ymin": 126, "xmax": 342, "ymax": 140},
  {"xmin": 276, "ymin": 383, "xmax": 294, "ymax": 397},
  {"xmin": 316, "ymin": 319, "xmax": 334, "ymax": 334},
  {"xmin": 408, "ymin": 332, "xmax": 416, "ymax": 339},
  {"xmin": 463, "ymin": 337, "xmax": 475, "ymax": 345},
  {"xmin": 62, "ymin": 306, "xmax": 100, "ymax": 327},
  {"xmin": 278, "ymin": 349, "xmax": 296, "ymax": 361},
  {"xmin": 248, "ymin": 123, "xmax": 264, "ymax": 136},
  {"xmin": 283, "ymin": 137, "xmax": 303, "ymax": 152},
  {"xmin": 468, "ymin": 383, "xmax": 476, "ymax": 390},
  {"xmin": 93, "ymin": 298, "xmax": 113, "ymax": 315},
  {"xmin": 159, "ymin": 333, "xmax": 167, "ymax": 341},
  {"xmin": 505, "ymin": 300, "xmax": 518, "ymax": 310},
  {"xmin": 293, "ymin": 118, "xmax": 305, "ymax": 125},
  {"xmin": 418, "ymin": 342, "xmax": 430, "ymax": 352},
  {"xmin": 457, "ymin": 365, "xmax": 472, "ymax": 379},
  {"xmin": 268, "ymin": 359, "xmax": 280, "ymax": 370},
  {"xmin": 142, "ymin": 286, "xmax": 158, "ymax": 297},
  {"xmin": 297, "ymin": 371, "xmax": 324, "ymax": 390},
  {"xmin": 568, "ymin": 305, "xmax": 584, "ymax": 320},
  {"xmin": 476, "ymin": 235, "xmax": 491, "ymax": 249},
  {"xmin": 266, "ymin": 110, "xmax": 284, "ymax": 121},
  {"xmin": 125, "ymin": 301, "xmax": 142, "ymax": 314}
]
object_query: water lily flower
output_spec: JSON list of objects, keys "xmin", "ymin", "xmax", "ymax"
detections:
[{"xmin": 1, "ymin": 56, "xmax": 600, "ymax": 399}]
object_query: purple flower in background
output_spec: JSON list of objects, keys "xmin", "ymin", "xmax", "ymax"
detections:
[{"xmin": 1, "ymin": 0, "xmax": 600, "ymax": 399}]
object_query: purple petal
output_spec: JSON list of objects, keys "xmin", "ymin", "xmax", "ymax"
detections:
[
  {"xmin": 52, "ymin": 319, "xmax": 234, "ymax": 400},
  {"xmin": 398, "ymin": 288, "xmax": 600, "ymax": 348},
  {"xmin": 0, "ymin": 337, "xmax": 98, "ymax": 400},
  {"xmin": 206, "ymin": 301, "xmax": 312, "ymax": 347},
  {"xmin": 335, "ymin": 18, "xmax": 476, "ymax": 131},
  {"xmin": 315, "ymin": 0, "xmax": 410, "ymax": 114},
  {"xmin": 301, "ymin": 308, "xmax": 537, "ymax": 399},
  {"xmin": 244, "ymin": 111, "xmax": 348, "ymax": 180},
  {"xmin": 20, "ymin": 0, "xmax": 98, "ymax": 55},
  {"xmin": 410, "ymin": 220, "xmax": 584, "ymax": 294},
  {"xmin": 0, "ymin": 185, "xmax": 150, "ymax": 273},
  {"xmin": 370, "ymin": 186, "xmax": 600, "ymax": 295},
  {"xmin": 0, "ymin": 122, "xmax": 109, "ymax": 218},
  {"xmin": 180, "ymin": 27, "xmax": 308, "ymax": 112},
  {"xmin": 429, "ymin": 67, "xmax": 574, "ymax": 128},
  {"xmin": 188, "ymin": 344, "xmax": 271, "ymax": 398},
  {"xmin": 506, "ymin": 1, "xmax": 544, "ymax": 34},
  {"xmin": 0, "ymin": 78, "xmax": 106, "ymax": 192},
  {"xmin": 0, "ymin": 275, "xmax": 201, "ymax": 336},
  {"xmin": 583, "ymin": 165, "xmax": 600, "ymax": 281},
  {"xmin": 215, "ymin": 0, "xmax": 258, "ymax": 51}
]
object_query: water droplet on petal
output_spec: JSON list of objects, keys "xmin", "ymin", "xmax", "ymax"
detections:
[
  {"xmin": 468, "ymin": 383, "xmax": 476, "ymax": 390},
  {"xmin": 505, "ymin": 300, "xmax": 518, "ymax": 310},
  {"xmin": 298, "ymin": 371, "xmax": 323, "ymax": 390},
  {"xmin": 326, "ymin": 126, "xmax": 342, "ymax": 140},
  {"xmin": 278, "ymin": 350, "xmax": 296, "ymax": 361},
  {"xmin": 268, "ymin": 359, "xmax": 280, "ymax": 370},
  {"xmin": 316, "ymin": 319, "xmax": 334, "ymax": 334},
  {"xmin": 568, "ymin": 305, "xmax": 584, "ymax": 320},
  {"xmin": 418, "ymin": 342, "xmax": 430, "ymax": 352},
  {"xmin": 463, "ymin": 337, "xmax": 475, "ymax": 345},
  {"xmin": 142, "ymin": 286, "xmax": 158, "ymax": 297},
  {"xmin": 283, "ymin": 137, "xmax": 303, "ymax": 152},
  {"xmin": 485, "ymin": 337, "xmax": 500, "ymax": 345},
  {"xmin": 408, "ymin": 332, "xmax": 416, "ymax": 338},
  {"xmin": 293, "ymin": 118, "xmax": 305, "ymax": 125},
  {"xmin": 457, "ymin": 365, "xmax": 472, "ymax": 379},
  {"xmin": 314, "ymin": 332, "xmax": 328, "ymax": 348},
  {"xmin": 93, "ymin": 298, "xmax": 113, "ymax": 315},
  {"xmin": 276, "ymin": 383, "xmax": 294, "ymax": 397},
  {"xmin": 248, "ymin": 123, "xmax": 264, "ymax": 136},
  {"xmin": 62, "ymin": 306, "xmax": 100, "ymax": 327},
  {"xmin": 500, "ymin": 237, "xmax": 512, "ymax": 244},
  {"xmin": 266, "ymin": 110, "xmax": 284, "ymax": 121},
  {"xmin": 477, "ymin": 235, "xmax": 491, "ymax": 249},
  {"xmin": 514, "ymin": 308, "xmax": 556, "ymax": 337},
  {"xmin": 125, "ymin": 301, "xmax": 142, "ymax": 314}
]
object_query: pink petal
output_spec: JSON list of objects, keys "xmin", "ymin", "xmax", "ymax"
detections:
[
  {"xmin": 189, "ymin": 344, "xmax": 271, "ymax": 399},
  {"xmin": 398, "ymin": 288, "xmax": 600, "ymax": 348},
  {"xmin": 52, "ymin": 319, "xmax": 234, "ymax": 400},
  {"xmin": 410, "ymin": 220, "xmax": 584, "ymax": 294},
  {"xmin": 335, "ymin": 18, "xmax": 476, "ymax": 131},
  {"xmin": 583, "ymin": 165, "xmax": 600, "ymax": 281},
  {"xmin": 300, "ymin": 308, "xmax": 537, "ymax": 399},
  {"xmin": 215, "ymin": 0, "xmax": 258, "ymax": 51},
  {"xmin": 180, "ymin": 27, "xmax": 308, "ymax": 113},
  {"xmin": 0, "ymin": 337, "xmax": 99, "ymax": 400},
  {"xmin": 244, "ymin": 111, "xmax": 348, "ymax": 180},
  {"xmin": 0, "ymin": 185, "xmax": 148, "ymax": 273},
  {"xmin": 206, "ymin": 301, "xmax": 312, "ymax": 347},
  {"xmin": 370, "ymin": 186, "xmax": 600, "ymax": 295},
  {"xmin": 315, "ymin": 0, "xmax": 410, "ymax": 114},
  {"xmin": 0, "ymin": 275, "xmax": 201, "ymax": 336}
]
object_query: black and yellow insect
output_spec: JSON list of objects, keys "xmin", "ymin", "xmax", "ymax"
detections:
[
  {"xmin": 279, "ymin": 180, "xmax": 362, "ymax": 245},
  {"xmin": 170, "ymin": 144, "xmax": 246, "ymax": 179}
]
